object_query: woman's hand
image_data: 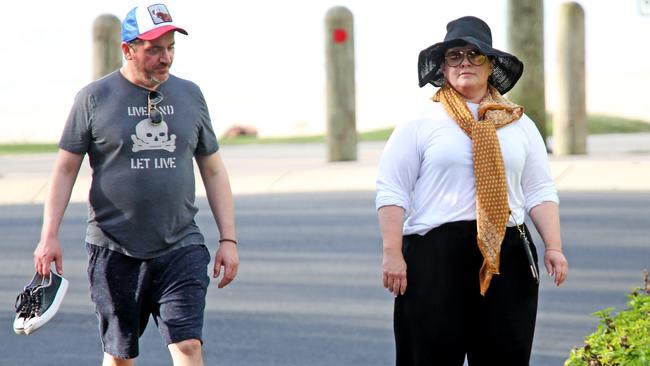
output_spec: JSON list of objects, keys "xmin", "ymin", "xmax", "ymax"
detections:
[
  {"xmin": 544, "ymin": 250, "xmax": 568, "ymax": 286},
  {"xmin": 529, "ymin": 202, "xmax": 568, "ymax": 286},
  {"xmin": 383, "ymin": 248, "xmax": 407, "ymax": 297},
  {"xmin": 378, "ymin": 205, "xmax": 407, "ymax": 297}
]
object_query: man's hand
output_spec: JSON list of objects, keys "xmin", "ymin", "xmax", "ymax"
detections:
[
  {"xmin": 34, "ymin": 237, "xmax": 63, "ymax": 276},
  {"xmin": 213, "ymin": 242, "xmax": 239, "ymax": 288}
]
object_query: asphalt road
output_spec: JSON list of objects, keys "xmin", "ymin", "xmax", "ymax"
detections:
[{"xmin": 1, "ymin": 190, "xmax": 648, "ymax": 365}]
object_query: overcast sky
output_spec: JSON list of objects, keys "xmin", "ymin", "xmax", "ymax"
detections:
[{"xmin": 2, "ymin": 0, "xmax": 649, "ymax": 142}]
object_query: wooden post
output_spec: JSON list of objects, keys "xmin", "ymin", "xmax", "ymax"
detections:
[
  {"xmin": 325, "ymin": 7, "xmax": 357, "ymax": 162},
  {"xmin": 507, "ymin": 0, "xmax": 548, "ymax": 145},
  {"xmin": 554, "ymin": 2, "xmax": 587, "ymax": 155},
  {"xmin": 93, "ymin": 14, "xmax": 122, "ymax": 80}
]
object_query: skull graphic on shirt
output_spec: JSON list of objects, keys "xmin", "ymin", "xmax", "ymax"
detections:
[{"xmin": 131, "ymin": 119, "xmax": 176, "ymax": 152}]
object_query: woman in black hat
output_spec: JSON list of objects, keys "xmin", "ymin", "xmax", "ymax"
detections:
[{"xmin": 376, "ymin": 16, "xmax": 568, "ymax": 365}]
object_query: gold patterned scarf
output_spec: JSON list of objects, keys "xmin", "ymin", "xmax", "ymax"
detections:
[{"xmin": 432, "ymin": 84, "xmax": 523, "ymax": 295}]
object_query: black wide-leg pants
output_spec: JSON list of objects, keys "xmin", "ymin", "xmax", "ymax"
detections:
[{"xmin": 394, "ymin": 221, "xmax": 539, "ymax": 366}]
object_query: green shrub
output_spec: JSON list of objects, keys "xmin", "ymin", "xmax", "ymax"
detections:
[{"xmin": 565, "ymin": 271, "xmax": 650, "ymax": 366}]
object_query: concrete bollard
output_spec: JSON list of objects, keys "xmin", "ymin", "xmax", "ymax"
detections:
[
  {"xmin": 506, "ymin": 0, "xmax": 548, "ymax": 145},
  {"xmin": 93, "ymin": 14, "xmax": 122, "ymax": 80},
  {"xmin": 325, "ymin": 6, "xmax": 357, "ymax": 162},
  {"xmin": 554, "ymin": 2, "xmax": 587, "ymax": 155}
]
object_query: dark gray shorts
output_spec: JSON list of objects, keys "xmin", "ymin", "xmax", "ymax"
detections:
[{"xmin": 86, "ymin": 243, "xmax": 211, "ymax": 359}]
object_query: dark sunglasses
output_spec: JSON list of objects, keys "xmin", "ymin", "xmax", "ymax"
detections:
[
  {"xmin": 148, "ymin": 91, "xmax": 164, "ymax": 125},
  {"xmin": 444, "ymin": 49, "xmax": 488, "ymax": 67}
]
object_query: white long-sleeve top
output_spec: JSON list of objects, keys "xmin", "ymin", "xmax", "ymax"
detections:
[{"xmin": 376, "ymin": 101, "xmax": 558, "ymax": 236}]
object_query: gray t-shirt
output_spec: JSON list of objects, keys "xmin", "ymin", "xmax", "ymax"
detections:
[{"xmin": 59, "ymin": 71, "xmax": 219, "ymax": 259}]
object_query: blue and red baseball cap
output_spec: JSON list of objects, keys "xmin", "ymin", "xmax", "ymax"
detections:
[{"xmin": 121, "ymin": 3, "xmax": 188, "ymax": 42}]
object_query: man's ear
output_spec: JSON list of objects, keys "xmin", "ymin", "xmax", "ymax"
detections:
[{"xmin": 121, "ymin": 42, "xmax": 133, "ymax": 61}]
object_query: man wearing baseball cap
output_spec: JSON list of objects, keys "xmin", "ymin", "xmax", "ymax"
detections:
[{"xmin": 32, "ymin": 3, "xmax": 239, "ymax": 365}]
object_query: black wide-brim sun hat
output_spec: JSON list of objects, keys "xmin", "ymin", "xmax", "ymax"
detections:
[{"xmin": 418, "ymin": 16, "xmax": 524, "ymax": 95}]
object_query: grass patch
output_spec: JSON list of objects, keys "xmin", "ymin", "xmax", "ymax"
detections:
[
  {"xmin": 1, "ymin": 116, "xmax": 647, "ymax": 154},
  {"xmin": 0, "ymin": 143, "xmax": 58, "ymax": 155},
  {"xmin": 585, "ymin": 115, "xmax": 650, "ymax": 134},
  {"xmin": 220, "ymin": 134, "xmax": 325, "ymax": 145},
  {"xmin": 219, "ymin": 128, "xmax": 395, "ymax": 145},
  {"xmin": 546, "ymin": 114, "xmax": 650, "ymax": 136},
  {"xmin": 359, "ymin": 128, "xmax": 394, "ymax": 141}
]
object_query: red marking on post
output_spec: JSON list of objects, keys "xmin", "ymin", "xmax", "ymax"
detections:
[{"xmin": 333, "ymin": 28, "xmax": 347, "ymax": 43}]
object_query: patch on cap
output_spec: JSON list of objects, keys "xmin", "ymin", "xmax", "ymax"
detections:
[
  {"xmin": 147, "ymin": 4, "xmax": 173, "ymax": 25},
  {"xmin": 121, "ymin": 3, "xmax": 188, "ymax": 43}
]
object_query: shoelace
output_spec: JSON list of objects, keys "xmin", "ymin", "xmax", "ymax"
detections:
[
  {"xmin": 15, "ymin": 290, "xmax": 33, "ymax": 318},
  {"xmin": 30, "ymin": 288, "xmax": 42, "ymax": 317}
]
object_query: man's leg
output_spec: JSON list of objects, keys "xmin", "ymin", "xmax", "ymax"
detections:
[
  {"xmin": 152, "ymin": 245, "xmax": 211, "ymax": 365},
  {"xmin": 86, "ymin": 244, "xmax": 149, "ymax": 361},
  {"xmin": 168, "ymin": 339, "xmax": 204, "ymax": 366},
  {"xmin": 102, "ymin": 354, "xmax": 135, "ymax": 366}
]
